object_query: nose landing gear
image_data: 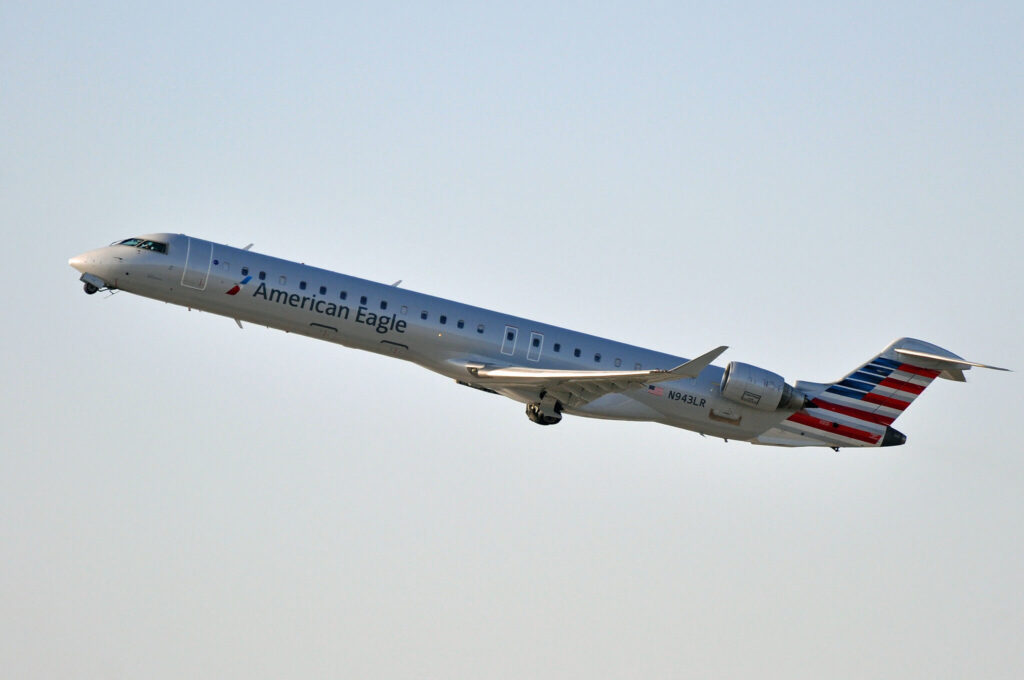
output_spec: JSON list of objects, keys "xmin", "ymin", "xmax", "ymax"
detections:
[{"xmin": 79, "ymin": 273, "xmax": 108, "ymax": 295}]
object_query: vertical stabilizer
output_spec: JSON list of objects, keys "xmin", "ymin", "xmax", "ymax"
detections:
[{"xmin": 761, "ymin": 338, "xmax": 1004, "ymax": 448}]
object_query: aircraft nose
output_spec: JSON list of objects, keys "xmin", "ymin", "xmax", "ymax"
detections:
[{"xmin": 69, "ymin": 248, "xmax": 111, "ymax": 276}]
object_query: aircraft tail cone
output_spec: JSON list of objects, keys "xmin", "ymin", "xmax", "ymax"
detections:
[{"xmin": 881, "ymin": 426, "xmax": 907, "ymax": 447}]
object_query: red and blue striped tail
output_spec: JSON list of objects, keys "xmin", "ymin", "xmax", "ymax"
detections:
[
  {"xmin": 779, "ymin": 339, "xmax": 945, "ymax": 447},
  {"xmin": 756, "ymin": 337, "xmax": 1005, "ymax": 449},
  {"xmin": 813, "ymin": 355, "xmax": 940, "ymax": 427}
]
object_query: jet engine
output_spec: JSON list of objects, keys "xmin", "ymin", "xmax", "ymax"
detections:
[{"xmin": 720, "ymin": 361, "xmax": 807, "ymax": 411}]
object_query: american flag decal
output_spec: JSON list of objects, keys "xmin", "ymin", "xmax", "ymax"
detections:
[{"xmin": 648, "ymin": 385, "xmax": 664, "ymax": 397}]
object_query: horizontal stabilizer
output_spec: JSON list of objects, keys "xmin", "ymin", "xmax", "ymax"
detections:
[{"xmin": 894, "ymin": 348, "xmax": 1010, "ymax": 373}]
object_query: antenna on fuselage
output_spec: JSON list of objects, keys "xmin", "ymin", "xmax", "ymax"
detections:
[
  {"xmin": 391, "ymin": 280, "xmax": 402, "ymax": 287},
  {"xmin": 242, "ymin": 243, "xmax": 254, "ymax": 251}
]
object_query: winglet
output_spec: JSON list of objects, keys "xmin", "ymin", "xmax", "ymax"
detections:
[{"xmin": 666, "ymin": 345, "xmax": 728, "ymax": 379}]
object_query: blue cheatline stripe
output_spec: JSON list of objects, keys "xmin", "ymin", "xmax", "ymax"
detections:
[
  {"xmin": 873, "ymin": 357, "xmax": 902, "ymax": 369},
  {"xmin": 860, "ymin": 363, "xmax": 894, "ymax": 377},
  {"xmin": 840, "ymin": 378, "xmax": 876, "ymax": 392},
  {"xmin": 850, "ymin": 371, "xmax": 884, "ymax": 385},
  {"xmin": 827, "ymin": 385, "xmax": 867, "ymax": 400},
  {"xmin": 240, "ymin": 275, "xmax": 252, "ymax": 284}
]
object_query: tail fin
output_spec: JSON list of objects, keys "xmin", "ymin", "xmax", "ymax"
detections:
[
  {"xmin": 815, "ymin": 338, "xmax": 947, "ymax": 426},
  {"xmin": 776, "ymin": 338, "xmax": 1008, "ymax": 448}
]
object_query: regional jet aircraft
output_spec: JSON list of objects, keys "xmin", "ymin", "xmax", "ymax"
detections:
[{"xmin": 70, "ymin": 234, "xmax": 1008, "ymax": 449}]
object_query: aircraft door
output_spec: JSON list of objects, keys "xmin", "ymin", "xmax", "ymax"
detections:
[
  {"xmin": 181, "ymin": 238, "xmax": 213, "ymax": 290},
  {"xmin": 527, "ymin": 332, "xmax": 543, "ymax": 362},
  {"xmin": 501, "ymin": 325, "xmax": 518, "ymax": 356}
]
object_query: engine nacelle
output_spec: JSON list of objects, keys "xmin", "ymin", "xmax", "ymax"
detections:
[{"xmin": 720, "ymin": 361, "xmax": 807, "ymax": 411}]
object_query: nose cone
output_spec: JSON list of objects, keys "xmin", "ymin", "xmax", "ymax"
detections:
[
  {"xmin": 69, "ymin": 247, "xmax": 117, "ymax": 284},
  {"xmin": 69, "ymin": 247, "xmax": 112, "ymax": 274},
  {"xmin": 69, "ymin": 253, "xmax": 88, "ymax": 273}
]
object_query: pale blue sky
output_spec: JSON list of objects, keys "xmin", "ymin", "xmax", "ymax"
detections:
[{"xmin": 2, "ymin": 2, "xmax": 1022, "ymax": 678}]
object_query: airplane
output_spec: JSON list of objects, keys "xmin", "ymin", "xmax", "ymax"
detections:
[{"xmin": 69, "ymin": 234, "xmax": 1008, "ymax": 450}]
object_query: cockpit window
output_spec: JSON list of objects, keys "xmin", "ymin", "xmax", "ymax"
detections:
[
  {"xmin": 112, "ymin": 237, "xmax": 167, "ymax": 253},
  {"xmin": 138, "ymin": 240, "xmax": 167, "ymax": 253}
]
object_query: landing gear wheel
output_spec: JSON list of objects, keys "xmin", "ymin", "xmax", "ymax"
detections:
[
  {"xmin": 83, "ymin": 282, "xmax": 99, "ymax": 295},
  {"xmin": 526, "ymin": 402, "xmax": 562, "ymax": 426}
]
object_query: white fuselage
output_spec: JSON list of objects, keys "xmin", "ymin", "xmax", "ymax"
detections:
[{"xmin": 68, "ymin": 233, "xmax": 860, "ymax": 446}]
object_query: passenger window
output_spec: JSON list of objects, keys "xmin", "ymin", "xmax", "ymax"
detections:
[
  {"xmin": 319, "ymin": 285, "xmax": 327, "ymax": 295},
  {"xmin": 508, "ymin": 331, "xmax": 516, "ymax": 341},
  {"xmin": 300, "ymin": 281, "xmax": 307, "ymax": 290},
  {"xmin": 457, "ymin": 320, "xmax": 464, "ymax": 329},
  {"xmin": 360, "ymin": 295, "xmax": 367, "ymax": 305},
  {"xmin": 380, "ymin": 300, "xmax": 388, "ymax": 310},
  {"xmin": 532, "ymin": 337, "xmax": 540, "ymax": 347},
  {"xmin": 477, "ymin": 324, "xmax": 485, "ymax": 334},
  {"xmin": 594, "ymin": 353, "xmax": 601, "ymax": 363},
  {"xmin": 259, "ymin": 271, "xmax": 266, "ymax": 280},
  {"xmin": 241, "ymin": 266, "xmax": 249, "ymax": 276},
  {"xmin": 574, "ymin": 348, "xmax": 581, "ymax": 357},
  {"xmin": 340, "ymin": 291, "xmax": 347, "ymax": 300},
  {"xmin": 440, "ymin": 315, "xmax": 447, "ymax": 325},
  {"xmin": 420, "ymin": 311, "xmax": 428, "ymax": 320},
  {"xmin": 553, "ymin": 343, "xmax": 561, "ymax": 352},
  {"xmin": 400, "ymin": 306, "xmax": 408, "ymax": 314},
  {"xmin": 279, "ymin": 276, "xmax": 286, "ymax": 285},
  {"xmin": 614, "ymin": 358, "xmax": 621, "ymax": 367}
]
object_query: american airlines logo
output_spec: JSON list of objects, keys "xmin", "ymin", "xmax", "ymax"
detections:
[{"xmin": 225, "ymin": 275, "xmax": 252, "ymax": 295}]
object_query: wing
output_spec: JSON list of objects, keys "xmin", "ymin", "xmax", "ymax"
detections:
[{"xmin": 458, "ymin": 345, "xmax": 728, "ymax": 409}]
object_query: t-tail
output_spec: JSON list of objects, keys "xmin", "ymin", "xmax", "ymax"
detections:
[{"xmin": 757, "ymin": 338, "xmax": 1009, "ymax": 449}]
